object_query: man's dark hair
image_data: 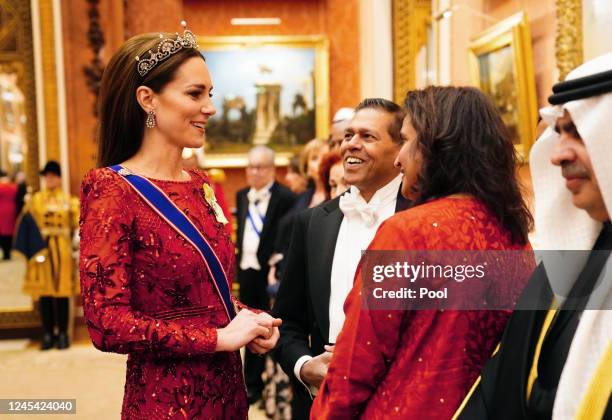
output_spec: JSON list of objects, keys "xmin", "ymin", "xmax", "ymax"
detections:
[
  {"xmin": 355, "ymin": 98, "xmax": 404, "ymax": 144},
  {"xmin": 404, "ymin": 86, "xmax": 533, "ymax": 245}
]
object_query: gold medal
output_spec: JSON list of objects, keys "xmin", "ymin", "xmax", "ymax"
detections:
[{"xmin": 202, "ymin": 183, "xmax": 229, "ymax": 225}]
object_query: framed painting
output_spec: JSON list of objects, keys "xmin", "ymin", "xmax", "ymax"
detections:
[
  {"xmin": 198, "ymin": 35, "xmax": 329, "ymax": 168},
  {"xmin": 468, "ymin": 12, "xmax": 537, "ymax": 160}
]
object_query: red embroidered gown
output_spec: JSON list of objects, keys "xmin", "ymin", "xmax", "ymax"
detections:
[
  {"xmin": 311, "ymin": 197, "xmax": 533, "ymax": 419},
  {"xmin": 79, "ymin": 168, "xmax": 248, "ymax": 419}
]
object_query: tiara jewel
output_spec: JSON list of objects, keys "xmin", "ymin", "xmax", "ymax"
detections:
[{"xmin": 135, "ymin": 21, "xmax": 199, "ymax": 77}]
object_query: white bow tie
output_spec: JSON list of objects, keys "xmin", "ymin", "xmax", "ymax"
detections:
[
  {"xmin": 248, "ymin": 188, "xmax": 269, "ymax": 204},
  {"xmin": 339, "ymin": 193, "xmax": 378, "ymax": 226}
]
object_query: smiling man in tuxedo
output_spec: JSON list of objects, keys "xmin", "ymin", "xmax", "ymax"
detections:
[{"xmin": 273, "ymin": 98, "xmax": 411, "ymax": 419}]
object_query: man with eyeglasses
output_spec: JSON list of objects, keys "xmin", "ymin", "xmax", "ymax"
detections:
[{"xmin": 236, "ymin": 145, "xmax": 296, "ymax": 404}]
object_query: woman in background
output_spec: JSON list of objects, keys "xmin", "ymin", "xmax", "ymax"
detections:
[
  {"xmin": 295, "ymin": 138, "xmax": 328, "ymax": 210},
  {"xmin": 80, "ymin": 23, "xmax": 280, "ymax": 419},
  {"xmin": 284, "ymin": 155, "xmax": 307, "ymax": 195},
  {"xmin": 318, "ymin": 151, "xmax": 349, "ymax": 199}
]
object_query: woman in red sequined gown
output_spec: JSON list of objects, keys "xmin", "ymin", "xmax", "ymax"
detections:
[
  {"xmin": 80, "ymin": 25, "xmax": 281, "ymax": 419},
  {"xmin": 311, "ymin": 87, "xmax": 535, "ymax": 419}
]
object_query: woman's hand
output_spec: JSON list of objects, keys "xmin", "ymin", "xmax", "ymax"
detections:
[
  {"xmin": 215, "ymin": 309, "xmax": 282, "ymax": 352},
  {"xmin": 246, "ymin": 312, "xmax": 281, "ymax": 355}
]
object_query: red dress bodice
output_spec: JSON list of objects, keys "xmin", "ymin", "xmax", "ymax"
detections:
[{"xmin": 79, "ymin": 168, "xmax": 247, "ymax": 419}]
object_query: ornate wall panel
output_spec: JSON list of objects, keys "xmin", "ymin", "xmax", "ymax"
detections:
[
  {"xmin": 555, "ymin": 0, "xmax": 583, "ymax": 80},
  {"xmin": 392, "ymin": 0, "xmax": 431, "ymax": 103},
  {"xmin": 61, "ymin": 0, "xmax": 126, "ymax": 193},
  {"xmin": 0, "ymin": 0, "xmax": 40, "ymax": 329},
  {"xmin": 0, "ymin": 0, "xmax": 39, "ymax": 188},
  {"xmin": 37, "ymin": 0, "xmax": 60, "ymax": 163},
  {"xmin": 83, "ymin": 0, "xmax": 105, "ymax": 117}
]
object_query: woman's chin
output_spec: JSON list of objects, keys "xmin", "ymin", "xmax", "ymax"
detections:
[{"xmin": 183, "ymin": 137, "xmax": 205, "ymax": 149}]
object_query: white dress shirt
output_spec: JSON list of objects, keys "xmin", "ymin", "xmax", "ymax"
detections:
[
  {"xmin": 240, "ymin": 181, "xmax": 274, "ymax": 271},
  {"xmin": 293, "ymin": 174, "xmax": 402, "ymax": 392}
]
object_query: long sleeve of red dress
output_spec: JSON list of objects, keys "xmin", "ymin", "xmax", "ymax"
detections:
[
  {"xmin": 80, "ymin": 168, "xmax": 248, "ymax": 419},
  {"xmin": 311, "ymin": 197, "xmax": 533, "ymax": 420},
  {"xmin": 80, "ymin": 169, "xmax": 218, "ymax": 356}
]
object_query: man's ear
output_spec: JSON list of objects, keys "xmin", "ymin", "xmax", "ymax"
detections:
[{"xmin": 135, "ymin": 85, "xmax": 156, "ymax": 112}]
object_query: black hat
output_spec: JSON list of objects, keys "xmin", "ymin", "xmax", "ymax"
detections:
[{"xmin": 40, "ymin": 160, "xmax": 61, "ymax": 176}]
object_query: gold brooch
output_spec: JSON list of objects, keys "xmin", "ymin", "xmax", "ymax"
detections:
[{"xmin": 202, "ymin": 183, "xmax": 229, "ymax": 225}]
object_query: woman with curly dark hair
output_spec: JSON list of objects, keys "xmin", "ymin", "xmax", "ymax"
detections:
[{"xmin": 312, "ymin": 86, "xmax": 534, "ymax": 419}]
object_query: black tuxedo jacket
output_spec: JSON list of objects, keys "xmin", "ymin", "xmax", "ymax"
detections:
[
  {"xmin": 273, "ymin": 187, "xmax": 411, "ymax": 417},
  {"xmin": 236, "ymin": 182, "xmax": 296, "ymax": 271}
]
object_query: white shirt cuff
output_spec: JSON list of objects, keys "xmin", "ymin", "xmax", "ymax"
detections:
[{"xmin": 294, "ymin": 355, "xmax": 315, "ymax": 398}]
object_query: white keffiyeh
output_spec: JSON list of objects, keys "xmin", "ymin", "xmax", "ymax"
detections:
[{"xmin": 529, "ymin": 52, "xmax": 612, "ymax": 419}]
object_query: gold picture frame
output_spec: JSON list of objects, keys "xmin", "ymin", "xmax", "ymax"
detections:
[
  {"xmin": 0, "ymin": 0, "xmax": 47, "ymax": 331},
  {"xmin": 468, "ymin": 12, "xmax": 537, "ymax": 160},
  {"xmin": 198, "ymin": 35, "xmax": 330, "ymax": 168}
]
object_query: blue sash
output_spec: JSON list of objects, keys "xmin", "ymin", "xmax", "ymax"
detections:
[
  {"xmin": 109, "ymin": 165, "xmax": 236, "ymax": 320},
  {"xmin": 247, "ymin": 203, "xmax": 265, "ymax": 237}
]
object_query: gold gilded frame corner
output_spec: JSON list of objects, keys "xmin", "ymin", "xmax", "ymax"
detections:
[
  {"xmin": 468, "ymin": 12, "xmax": 538, "ymax": 161},
  {"xmin": 197, "ymin": 35, "xmax": 330, "ymax": 168},
  {"xmin": 0, "ymin": 0, "xmax": 39, "ymax": 191},
  {"xmin": 0, "ymin": 0, "xmax": 61, "ymax": 330}
]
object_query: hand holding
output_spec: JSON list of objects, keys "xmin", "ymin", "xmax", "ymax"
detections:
[
  {"xmin": 246, "ymin": 312, "xmax": 281, "ymax": 354},
  {"xmin": 215, "ymin": 309, "xmax": 280, "ymax": 352},
  {"xmin": 247, "ymin": 325, "xmax": 280, "ymax": 354}
]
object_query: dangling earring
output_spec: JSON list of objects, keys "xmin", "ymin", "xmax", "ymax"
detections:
[{"xmin": 146, "ymin": 109, "xmax": 156, "ymax": 128}]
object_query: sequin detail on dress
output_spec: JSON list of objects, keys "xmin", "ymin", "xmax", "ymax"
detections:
[{"xmin": 80, "ymin": 168, "xmax": 247, "ymax": 419}]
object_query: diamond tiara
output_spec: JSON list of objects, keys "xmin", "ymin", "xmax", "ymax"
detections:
[{"xmin": 134, "ymin": 20, "xmax": 199, "ymax": 77}]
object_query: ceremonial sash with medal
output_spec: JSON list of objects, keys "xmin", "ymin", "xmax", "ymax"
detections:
[{"xmin": 108, "ymin": 165, "xmax": 235, "ymax": 320}]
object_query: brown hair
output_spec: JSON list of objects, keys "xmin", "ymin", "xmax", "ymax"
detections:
[
  {"xmin": 318, "ymin": 151, "xmax": 342, "ymax": 198},
  {"xmin": 97, "ymin": 33, "xmax": 205, "ymax": 167},
  {"xmin": 404, "ymin": 86, "xmax": 533, "ymax": 245},
  {"xmin": 299, "ymin": 138, "xmax": 326, "ymax": 178}
]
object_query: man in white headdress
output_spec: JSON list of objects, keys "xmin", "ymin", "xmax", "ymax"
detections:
[{"xmin": 456, "ymin": 53, "xmax": 612, "ymax": 419}]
